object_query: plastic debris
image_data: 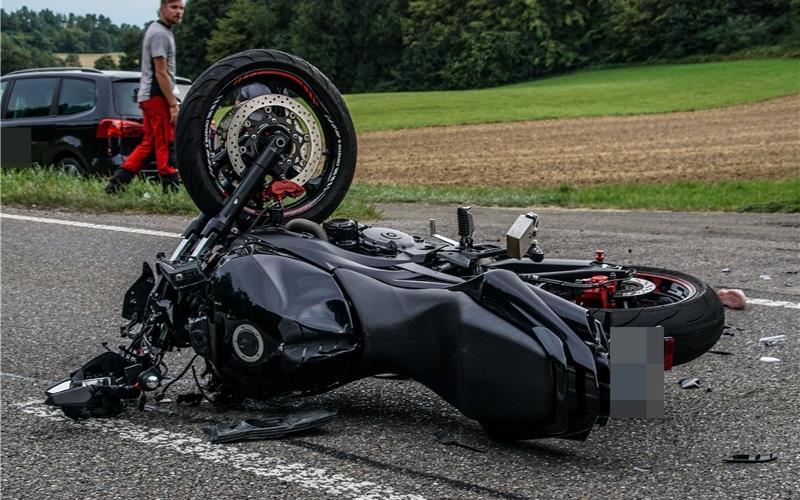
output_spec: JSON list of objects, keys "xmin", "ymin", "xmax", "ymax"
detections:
[
  {"xmin": 204, "ymin": 409, "xmax": 337, "ymax": 444},
  {"xmin": 723, "ymin": 453, "xmax": 777, "ymax": 463},
  {"xmin": 759, "ymin": 274, "xmax": 772, "ymax": 280},
  {"xmin": 176, "ymin": 393, "xmax": 204, "ymax": 406},
  {"xmin": 759, "ymin": 335, "xmax": 785, "ymax": 346},
  {"xmin": 759, "ymin": 357, "xmax": 781, "ymax": 363},
  {"xmin": 678, "ymin": 377, "xmax": 701, "ymax": 389},
  {"xmin": 434, "ymin": 431, "xmax": 486, "ymax": 453},
  {"xmin": 721, "ymin": 268, "xmax": 731, "ymax": 273},
  {"xmin": 717, "ymin": 289, "xmax": 747, "ymax": 309}
]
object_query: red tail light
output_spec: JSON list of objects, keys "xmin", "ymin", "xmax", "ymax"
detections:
[
  {"xmin": 663, "ymin": 337, "xmax": 675, "ymax": 370},
  {"xmin": 96, "ymin": 119, "xmax": 144, "ymax": 138}
]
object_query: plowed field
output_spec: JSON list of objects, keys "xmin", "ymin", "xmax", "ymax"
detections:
[{"xmin": 356, "ymin": 95, "xmax": 799, "ymax": 187}]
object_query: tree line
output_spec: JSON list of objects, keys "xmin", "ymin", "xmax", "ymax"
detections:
[
  {"xmin": 3, "ymin": 1, "xmax": 798, "ymax": 91},
  {"xmin": 1, "ymin": 7, "xmax": 144, "ymax": 74}
]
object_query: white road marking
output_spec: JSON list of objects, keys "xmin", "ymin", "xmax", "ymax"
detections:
[
  {"xmin": 0, "ymin": 213, "xmax": 181, "ymax": 238},
  {"xmin": 746, "ymin": 298, "xmax": 800, "ymax": 310},
  {"xmin": 12, "ymin": 400, "xmax": 424, "ymax": 500},
  {"xmin": 4, "ymin": 213, "xmax": 798, "ymax": 311}
]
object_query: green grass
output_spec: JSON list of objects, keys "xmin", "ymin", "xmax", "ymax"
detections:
[
  {"xmin": 2, "ymin": 169, "xmax": 796, "ymax": 215},
  {"xmin": 345, "ymin": 59, "xmax": 800, "ymax": 131},
  {"xmin": 348, "ymin": 178, "xmax": 800, "ymax": 213},
  {"xmin": 0, "ymin": 168, "xmax": 381, "ymax": 219}
]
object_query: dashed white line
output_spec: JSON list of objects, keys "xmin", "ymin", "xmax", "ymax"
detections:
[
  {"xmin": 12, "ymin": 400, "xmax": 425, "ymax": 500},
  {"xmin": 746, "ymin": 298, "xmax": 800, "ymax": 310},
  {"xmin": 4, "ymin": 213, "xmax": 798, "ymax": 311},
  {"xmin": 0, "ymin": 213, "xmax": 181, "ymax": 238}
]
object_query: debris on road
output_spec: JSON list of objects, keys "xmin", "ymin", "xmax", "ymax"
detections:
[
  {"xmin": 176, "ymin": 393, "xmax": 204, "ymax": 406},
  {"xmin": 721, "ymin": 268, "xmax": 731, "ymax": 273},
  {"xmin": 759, "ymin": 274, "xmax": 772, "ymax": 280},
  {"xmin": 678, "ymin": 377, "xmax": 702, "ymax": 389},
  {"xmin": 723, "ymin": 453, "xmax": 778, "ymax": 463},
  {"xmin": 709, "ymin": 350, "xmax": 733, "ymax": 356},
  {"xmin": 434, "ymin": 431, "xmax": 486, "ymax": 453},
  {"xmin": 717, "ymin": 289, "xmax": 747, "ymax": 309},
  {"xmin": 759, "ymin": 335, "xmax": 786, "ymax": 346},
  {"xmin": 204, "ymin": 409, "xmax": 337, "ymax": 444},
  {"xmin": 759, "ymin": 357, "xmax": 781, "ymax": 363}
]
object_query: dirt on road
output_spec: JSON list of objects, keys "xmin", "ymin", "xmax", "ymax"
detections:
[{"xmin": 356, "ymin": 95, "xmax": 800, "ymax": 187}]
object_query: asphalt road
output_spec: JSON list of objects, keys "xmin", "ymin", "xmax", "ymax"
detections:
[{"xmin": 1, "ymin": 204, "xmax": 798, "ymax": 499}]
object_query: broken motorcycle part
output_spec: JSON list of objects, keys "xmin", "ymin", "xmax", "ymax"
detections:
[{"xmin": 204, "ymin": 409, "xmax": 337, "ymax": 444}]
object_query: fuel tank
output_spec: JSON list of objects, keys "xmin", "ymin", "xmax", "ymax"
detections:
[{"xmin": 206, "ymin": 252, "xmax": 359, "ymax": 397}]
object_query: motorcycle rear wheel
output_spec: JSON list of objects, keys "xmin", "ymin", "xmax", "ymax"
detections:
[
  {"xmin": 175, "ymin": 49, "xmax": 357, "ymax": 223},
  {"xmin": 586, "ymin": 266, "xmax": 725, "ymax": 365}
]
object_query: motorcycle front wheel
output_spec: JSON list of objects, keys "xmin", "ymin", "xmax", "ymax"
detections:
[{"xmin": 175, "ymin": 49, "xmax": 357, "ymax": 223}]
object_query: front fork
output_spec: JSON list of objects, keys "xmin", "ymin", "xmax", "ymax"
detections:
[{"xmin": 45, "ymin": 134, "xmax": 291, "ymax": 418}]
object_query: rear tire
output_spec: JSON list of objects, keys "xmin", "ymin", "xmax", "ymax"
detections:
[
  {"xmin": 175, "ymin": 49, "xmax": 357, "ymax": 223},
  {"xmin": 56, "ymin": 156, "xmax": 85, "ymax": 176},
  {"xmin": 589, "ymin": 267, "xmax": 724, "ymax": 365}
]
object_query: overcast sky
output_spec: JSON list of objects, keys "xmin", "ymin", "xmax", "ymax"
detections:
[{"xmin": 2, "ymin": 0, "xmax": 164, "ymax": 28}]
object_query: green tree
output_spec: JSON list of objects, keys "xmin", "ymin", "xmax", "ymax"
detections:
[
  {"xmin": 94, "ymin": 54, "xmax": 119, "ymax": 70},
  {"xmin": 118, "ymin": 27, "xmax": 144, "ymax": 70},
  {"xmin": 0, "ymin": 32, "xmax": 58, "ymax": 74},
  {"xmin": 287, "ymin": 0, "xmax": 406, "ymax": 92},
  {"xmin": 175, "ymin": 0, "xmax": 234, "ymax": 79},
  {"xmin": 88, "ymin": 29, "xmax": 113, "ymax": 52},
  {"xmin": 59, "ymin": 53, "xmax": 82, "ymax": 67},
  {"xmin": 397, "ymin": 0, "xmax": 590, "ymax": 90},
  {"xmin": 205, "ymin": 0, "xmax": 293, "ymax": 63}
]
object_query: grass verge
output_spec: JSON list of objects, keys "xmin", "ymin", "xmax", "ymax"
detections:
[
  {"xmin": 3, "ymin": 169, "xmax": 795, "ymax": 216},
  {"xmin": 0, "ymin": 168, "xmax": 382, "ymax": 220},
  {"xmin": 345, "ymin": 59, "xmax": 800, "ymax": 131},
  {"xmin": 349, "ymin": 179, "xmax": 800, "ymax": 213}
]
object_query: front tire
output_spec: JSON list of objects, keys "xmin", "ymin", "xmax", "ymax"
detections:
[{"xmin": 175, "ymin": 49, "xmax": 357, "ymax": 223}]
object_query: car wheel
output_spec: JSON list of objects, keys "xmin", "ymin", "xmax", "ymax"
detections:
[{"xmin": 56, "ymin": 156, "xmax": 85, "ymax": 176}]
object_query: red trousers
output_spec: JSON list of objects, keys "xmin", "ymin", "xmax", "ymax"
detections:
[{"xmin": 122, "ymin": 96, "xmax": 177, "ymax": 176}]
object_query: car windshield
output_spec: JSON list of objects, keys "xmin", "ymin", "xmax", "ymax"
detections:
[{"xmin": 113, "ymin": 81, "xmax": 193, "ymax": 117}]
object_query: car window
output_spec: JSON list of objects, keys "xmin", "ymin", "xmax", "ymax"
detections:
[
  {"xmin": 0, "ymin": 80, "xmax": 7, "ymax": 102},
  {"xmin": 176, "ymin": 84, "xmax": 192, "ymax": 103},
  {"xmin": 112, "ymin": 81, "xmax": 142, "ymax": 117},
  {"xmin": 5, "ymin": 78, "xmax": 59, "ymax": 119},
  {"xmin": 58, "ymin": 78, "xmax": 97, "ymax": 115},
  {"xmin": 113, "ymin": 81, "xmax": 193, "ymax": 115}
]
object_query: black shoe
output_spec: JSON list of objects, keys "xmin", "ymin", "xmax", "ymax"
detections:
[
  {"xmin": 161, "ymin": 173, "xmax": 181, "ymax": 194},
  {"xmin": 105, "ymin": 168, "xmax": 135, "ymax": 194}
]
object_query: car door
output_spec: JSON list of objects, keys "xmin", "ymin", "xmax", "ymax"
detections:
[
  {"xmin": 2, "ymin": 77, "xmax": 60, "ymax": 166},
  {"xmin": 48, "ymin": 76, "xmax": 99, "ymax": 170}
]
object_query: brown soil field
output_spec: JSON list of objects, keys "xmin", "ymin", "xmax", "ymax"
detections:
[{"xmin": 356, "ymin": 95, "xmax": 800, "ymax": 187}]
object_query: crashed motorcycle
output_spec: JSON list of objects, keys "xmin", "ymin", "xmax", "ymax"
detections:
[{"xmin": 45, "ymin": 50, "xmax": 724, "ymax": 441}]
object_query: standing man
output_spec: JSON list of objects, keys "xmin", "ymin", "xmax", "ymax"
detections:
[{"xmin": 106, "ymin": 0, "xmax": 184, "ymax": 194}]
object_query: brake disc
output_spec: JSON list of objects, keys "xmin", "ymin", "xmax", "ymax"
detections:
[
  {"xmin": 614, "ymin": 277, "xmax": 657, "ymax": 298},
  {"xmin": 222, "ymin": 94, "xmax": 324, "ymax": 186}
]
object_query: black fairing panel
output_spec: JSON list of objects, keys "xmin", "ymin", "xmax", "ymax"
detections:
[
  {"xmin": 209, "ymin": 254, "xmax": 359, "ymax": 396},
  {"xmin": 336, "ymin": 268, "xmax": 601, "ymax": 438}
]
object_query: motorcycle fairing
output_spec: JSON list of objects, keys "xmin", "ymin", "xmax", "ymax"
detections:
[
  {"xmin": 208, "ymin": 253, "xmax": 360, "ymax": 397},
  {"xmin": 334, "ymin": 267, "xmax": 605, "ymax": 439}
]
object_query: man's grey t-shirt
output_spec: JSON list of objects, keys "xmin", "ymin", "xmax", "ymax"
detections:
[{"xmin": 138, "ymin": 20, "xmax": 176, "ymax": 102}]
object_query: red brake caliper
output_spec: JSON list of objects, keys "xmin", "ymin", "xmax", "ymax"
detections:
[
  {"xmin": 578, "ymin": 275, "xmax": 617, "ymax": 308},
  {"xmin": 261, "ymin": 179, "xmax": 305, "ymax": 203}
]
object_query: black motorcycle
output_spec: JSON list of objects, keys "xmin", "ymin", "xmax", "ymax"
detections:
[{"xmin": 45, "ymin": 50, "xmax": 724, "ymax": 441}]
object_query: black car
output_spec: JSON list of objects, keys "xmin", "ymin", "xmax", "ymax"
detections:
[{"xmin": 0, "ymin": 68, "xmax": 191, "ymax": 175}]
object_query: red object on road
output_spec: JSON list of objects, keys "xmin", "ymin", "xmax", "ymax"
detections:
[{"xmin": 717, "ymin": 289, "xmax": 747, "ymax": 309}]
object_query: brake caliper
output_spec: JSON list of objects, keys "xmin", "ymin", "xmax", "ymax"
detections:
[{"xmin": 579, "ymin": 275, "xmax": 617, "ymax": 308}]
